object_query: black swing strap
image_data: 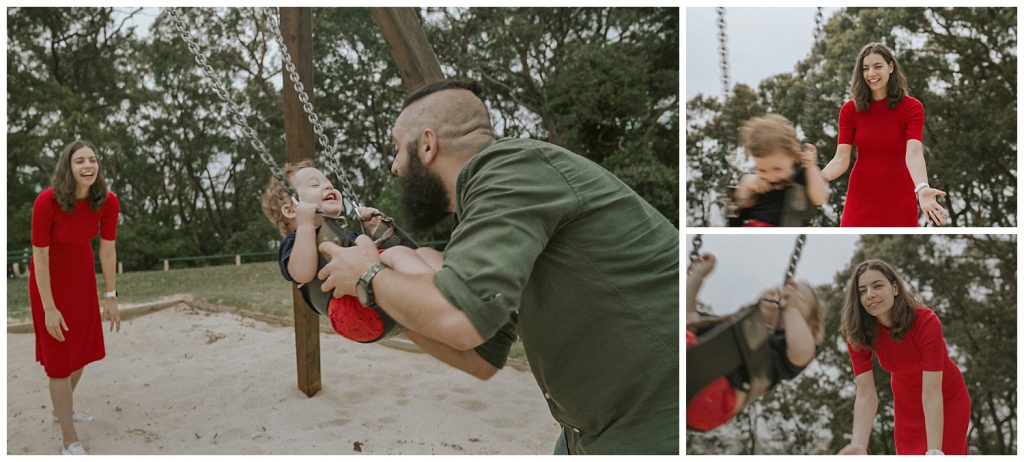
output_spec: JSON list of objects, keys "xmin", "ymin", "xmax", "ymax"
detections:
[{"xmin": 686, "ymin": 304, "xmax": 772, "ymax": 403}]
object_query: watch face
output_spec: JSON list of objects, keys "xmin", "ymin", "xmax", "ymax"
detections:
[{"xmin": 356, "ymin": 283, "xmax": 370, "ymax": 306}]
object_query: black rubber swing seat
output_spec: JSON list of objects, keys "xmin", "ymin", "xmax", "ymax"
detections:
[
  {"xmin": 300, "ymin": 218, "xmax": 416, "ymax": 343},
  {"xmin": 686, "ymin": 304, "xmax": 774, "ymax": 404}
]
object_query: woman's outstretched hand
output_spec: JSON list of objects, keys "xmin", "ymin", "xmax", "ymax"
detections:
[
  {"xmin": 837, "ymin": 443, "xmax": 868, "ymax": 455},
  {"xmin": 918, "ymin": 187, "xmax": 949, "ymax": 226}
]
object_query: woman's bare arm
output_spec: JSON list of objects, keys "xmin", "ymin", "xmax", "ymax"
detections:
[
  {"xmin": 821, "ymin": 144, "xmax": 852, "ymax": 181},
  {"xmin": 922, "ymin": 370, "xmax": 944, "ymax": 452},
  {"xmin": 838, "ymin": 370, "xmax": 879, "ymax": 454}
]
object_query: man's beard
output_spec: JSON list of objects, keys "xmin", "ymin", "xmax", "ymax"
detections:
[{"xmin": 399, "ymin": 140, "xmax": 451, "ymax": 232}]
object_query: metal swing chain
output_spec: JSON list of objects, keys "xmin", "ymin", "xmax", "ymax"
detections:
[
  {"xmin": 784, "ymin": 234, "xmax": 807, "ymax": 283},
  {"xmin": 762, "ymin": 234, "xmax": 807, "ymax": 328},
  {"xmin": 167, "ymin": 7, "xmax": 300, "ymax": 205},
  {"xmin": 716, "ymin": 7, "xmax": 746, "ymax": 225},
  {"xmin": 687, "ymin": 234, "xmax": 704, "ymax": 273},
  {"xmin": 801, "ymin": 7, "xmax": 825, "ymax": 139},
  {"xmin": 265, "ymin": 8, "xmax": 363, "ymax": 216},
  {"xmin": 716, "ymin": 7, "xmax": 732, "ymax": 149}
]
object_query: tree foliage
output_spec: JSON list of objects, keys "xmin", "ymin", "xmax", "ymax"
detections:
[
  {"xmin": 686, "ymin": 7, "xmax": 1016, "ymax": 226},
  {"xmin": 427, "ymin": 7, "xmax": 679, "ymax": 224},
  {"xmin": 687, "ymin": 235, "xmax": 1016, "ymax": 454},
  {"xmin": 7, "ymin": 7, "xmax": 679, "ymax": 268}
]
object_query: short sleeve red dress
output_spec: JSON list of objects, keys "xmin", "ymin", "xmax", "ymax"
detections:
[
  {"xmin": 848, "ymin": 307, "xmax": 970, "ymax": 455},
  {"xmin": 837, "ymin": 96, "xmax": 924, "ymax": 227},
  {"xmin": 29, "ymin": 188, "xmax": 119, "ymax": 378}
]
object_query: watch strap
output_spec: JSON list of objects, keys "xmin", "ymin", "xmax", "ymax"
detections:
[{"xmin": 357, "ymin": 263, "xmax": 387, "ymax": 307}]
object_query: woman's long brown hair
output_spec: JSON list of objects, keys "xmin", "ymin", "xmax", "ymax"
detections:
[
  {"xmin": 51, "ymin": 139, "xmax": 109, "ymax": 213},
  {"xmin": 841, "ymin": 259, "xmax": 918, "ymax": 352},
  {"xmin": 850, "ymin": 42, "xmax": 908, "ymax": 112}
]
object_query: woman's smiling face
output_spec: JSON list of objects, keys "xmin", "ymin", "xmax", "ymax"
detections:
[
  {"xmin": 858, "ymin": 268, "xmax": 896, "ymax": 321},
  {"xmin": 70, "ymin": 147, "xmax": 99, "ymax": 189},
  {"xmin": 861, "ymin": 53, "xmax": 892, "ymax": 96}
]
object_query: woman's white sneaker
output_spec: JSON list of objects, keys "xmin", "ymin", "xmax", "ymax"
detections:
[{"xmin": 60, "ymin": 442, "xmax": 87, "ymax": 455}]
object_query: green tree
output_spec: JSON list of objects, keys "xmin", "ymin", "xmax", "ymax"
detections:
[
  {"xmin": 428, "ymin": 7, "xmax": 679, "ymax": 225},
  {"xmin": 7, "ymin": 7, "xmax": 145, "ymax": 249},
  {"xmin": 7, "ymin": 7, "xmax": 679, "ymax": 268}
]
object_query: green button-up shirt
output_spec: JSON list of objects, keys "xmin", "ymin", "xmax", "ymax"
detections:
[{"xmin": 434, "ymin": 138, "xmax": 679, "ymax": 454}]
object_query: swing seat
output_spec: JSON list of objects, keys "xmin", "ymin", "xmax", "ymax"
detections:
[
  {"xmin": 686, "ymin": 304, "xmax": 774, "ymax": 411},
  {"xmin": 328, "ymin": 295, "xmax": 388, "ymax": 342},
  {"xmin": 302, "ymin": 218, "xmax": 405, "ymax": 343},
  {"xmin": 367, "ymin": 215, "xmax": 420, "ymax": 249},
  {"xmin": 723, "ymin": 183, "xmax": 815, "ymax": 227}
]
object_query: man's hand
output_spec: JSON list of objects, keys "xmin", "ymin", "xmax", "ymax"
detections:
[{"xmin": 317, "ymin": 234, "xmax": 382, "ymax": 297}]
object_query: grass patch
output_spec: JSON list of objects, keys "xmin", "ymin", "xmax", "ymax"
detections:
[
  {"xmin": 7, "ymin": 261, "xmax": 292, "ymax": 323},
  {"xmin": 7, "ymin": 261, "xmax": 526, "ymax": 361}
]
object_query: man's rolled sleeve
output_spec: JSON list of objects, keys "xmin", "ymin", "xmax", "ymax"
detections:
[
  {"xmin": 435, "ymin": 267, "xmax": 515, "ymax": 339},
  {"xmin": 474, "ymin": 316, "xmax": 518, "ymax": 369},
  {"xmin": 434, "ymin": 142, "xmax": 580, "ymax": 339}
]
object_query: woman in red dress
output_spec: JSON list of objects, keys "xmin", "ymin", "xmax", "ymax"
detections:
[
  {"xmin": 30, "ymin": 139, "xmax": 121, "ymax": 455},
  {"xmin": 822, "ymin": 42, "xmax": 948, "ymax": 227},
  {"xmin": 838, "ymin": 259, "xmax": 970, "ymax": 455}
]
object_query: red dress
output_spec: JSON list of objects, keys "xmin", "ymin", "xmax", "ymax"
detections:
[
  {"xmin": 29, "ymin": 188, "xmax": 119, "ymax": 378},
  {"xmin": 838, "ymin": 96, "xmax": 924, "ymax": 227},
  {"xmin": 848, "ymin": 307, "xmax": 970, "ymax": 455}
]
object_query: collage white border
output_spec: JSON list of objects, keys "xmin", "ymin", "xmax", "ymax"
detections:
[{"xmin": 0, "ymin": 0, "xmax": 1020, "ymax": 459}]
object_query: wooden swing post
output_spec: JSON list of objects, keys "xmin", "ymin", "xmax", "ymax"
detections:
[
  {"xmin": 280, "ymin": 7, "xmax": 321, "ymax": 398},
  {"xmin": 370, "ymin": 8, "xmax": 445, "ymax": 92},
  {"xmin": 281, "ymin": 6, "xmax": 445, "ymax": 398}
]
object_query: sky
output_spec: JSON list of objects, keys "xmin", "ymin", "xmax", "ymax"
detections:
[
  {"xmin": 685, "ymin": 7, "xmax": 841, "ymax": 101},
  {"xmin": 686, "ymin": 234, "xmax": 860, "ymax": 314}
]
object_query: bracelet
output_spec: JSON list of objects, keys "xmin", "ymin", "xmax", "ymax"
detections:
[
  {"xmin": 914, "ymin": 182, "xmax": 930, "ymax": 195},
  {"xmin": 925, "ymin": 449, "xmax": 944, "ymax": 455}
]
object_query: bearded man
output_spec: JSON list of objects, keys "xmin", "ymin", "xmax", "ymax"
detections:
[{"xmin": 318, "ymin": 79, "xmax": 679, "ymax": 455}]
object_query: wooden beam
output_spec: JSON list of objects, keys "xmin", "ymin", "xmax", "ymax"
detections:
[
  {"xmin": 370, "ymin": 7, "xmax": 445, "ymax": 92},
  {"xmin": 280, "ymin": 7, "xmax": 322, "ymax": 398}
]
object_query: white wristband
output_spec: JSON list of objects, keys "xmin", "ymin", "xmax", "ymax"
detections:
[
  {"xmin": 104, "ymin": 290, "xmax": 118, "ymax": 299},
  {"xmin": 914, "ymin": 182, "xmax": 930, "ymax": 195},
  {"xmin": 925, "ymin": 449, "xmax": 944, "ymax": 455}
]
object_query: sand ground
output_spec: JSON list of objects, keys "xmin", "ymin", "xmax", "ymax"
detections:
[{"xmin": 6, "ymin": 304, "xmax": 560, "ymax": 455}]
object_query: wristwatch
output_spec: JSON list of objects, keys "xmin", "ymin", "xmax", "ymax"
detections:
[
  {"xmin": 355, "ymin": 263, "xmax": 387, "ymax": 308},
  {"xmin": 104, "ymin": 290, "xmax": 118, "ymax": 299}
]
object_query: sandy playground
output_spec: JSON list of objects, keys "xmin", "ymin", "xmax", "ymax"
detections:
[{"xmin": 6, "ymin": 303, "xmax": 560, "ymax": 455}]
